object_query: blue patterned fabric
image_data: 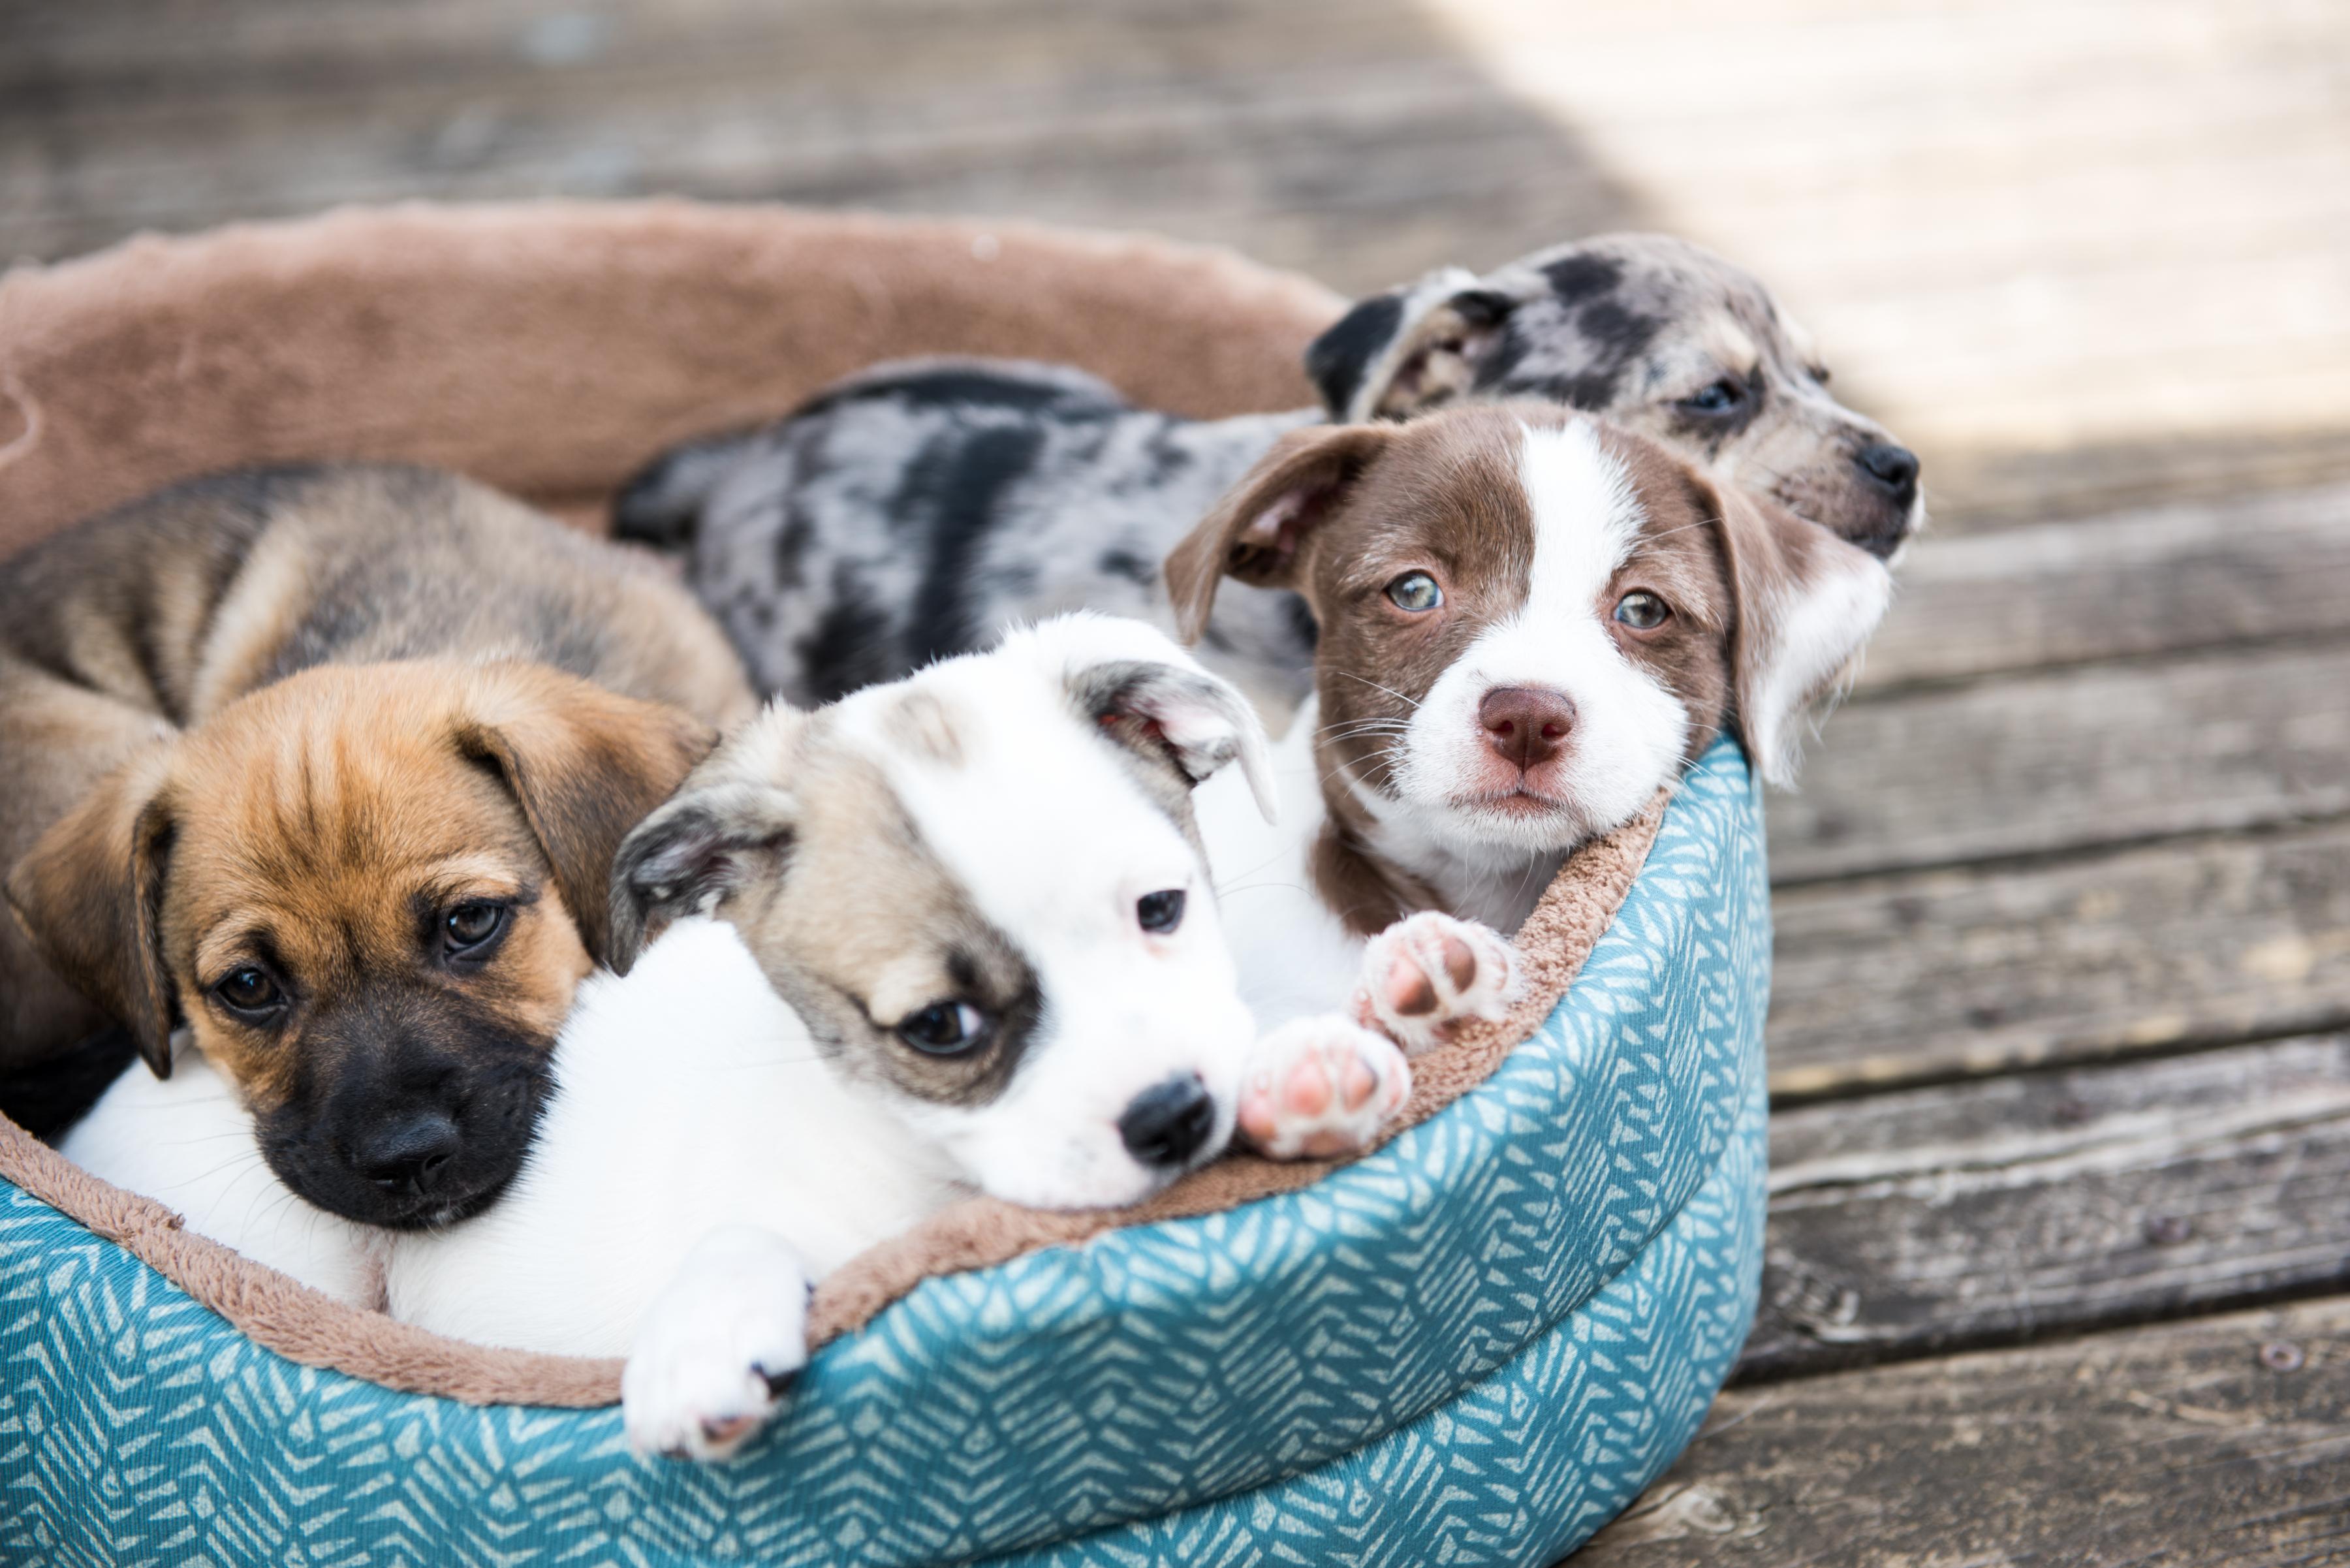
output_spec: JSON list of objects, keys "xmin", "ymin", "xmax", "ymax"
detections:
[{"xmin": 0, "ymin": 738, "xmax": 1768, "ymax": 1568}]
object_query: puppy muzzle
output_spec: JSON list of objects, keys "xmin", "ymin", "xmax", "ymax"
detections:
[{"xmin": 258, "ymin": 1031, "xmax": 553, "ymax": 1229}]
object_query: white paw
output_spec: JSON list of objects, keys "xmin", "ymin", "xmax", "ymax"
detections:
[
  {"xmin": 1236, "ymin": 1016, "xmax": 1413, "ymax": 1161},
  {"xmin": 1355, "ymin": 911, "xmax": 1522, "ymax": 1055},
  {"xmin": 623, "ymin": 1227, "xmax": 812, "ymax": 1462}
]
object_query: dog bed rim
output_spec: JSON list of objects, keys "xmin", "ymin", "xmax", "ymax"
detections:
[{"xmin": 0, "ymin": 796, "xmax": 1663, "ymax": 1407}]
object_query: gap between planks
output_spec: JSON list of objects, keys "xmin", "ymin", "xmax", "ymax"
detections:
[
  {"xmin": 1744, "ymin": 1034, "xmax": 2350, "ymax": 1383},
  {"xmin": 1579, "ymin": 1295, "xmax": 2350, "ymax": 1567}
]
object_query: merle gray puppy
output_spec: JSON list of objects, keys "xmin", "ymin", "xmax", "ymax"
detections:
[{"xmin": 617, "ymin": 232, "xmax": 1922, "ymax": 713}]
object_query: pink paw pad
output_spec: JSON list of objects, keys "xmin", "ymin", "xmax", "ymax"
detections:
[
  {"xmin": 1238, "ymin": 1018, "xmax": 1413, "ymax": 1161},
  {"xmin": 1358, "ymin": 912, "xmax": 1521, "ymax": 1056}
]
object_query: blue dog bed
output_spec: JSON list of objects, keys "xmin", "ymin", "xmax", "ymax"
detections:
[{"xmin": 2, "ymin": 734, "xmax": 1765, "ymax": 1567}]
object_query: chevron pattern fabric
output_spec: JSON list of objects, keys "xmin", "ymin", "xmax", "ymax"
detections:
[{"xmin": 0, "ymin": 738, "xmax": 1768, "ymax": 1568}]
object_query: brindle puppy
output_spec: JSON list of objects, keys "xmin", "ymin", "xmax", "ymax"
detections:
[{"xmin": 1, "ymin": 465, "xmax": 754, "ymax": 1225}]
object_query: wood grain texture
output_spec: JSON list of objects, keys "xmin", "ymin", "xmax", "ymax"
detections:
[
  {"xmin": 7, "ymin": 0, "xmax": 2350, "ymax": 519},
  {"xmin": 1745, "ymin": 1037, "xmax": 2350, "ymax": 1379},
  {"xmin": 1766, "ymin": 819, "xmax": 2350, "ymax": 1095},
  {"xmin": 1860, "ymin": 483, "xmax": 2350, "ymax": 691},
  {"xmin": 1582, "ymin": 1297, "xmax": 2350, "ymax": 1565},
  {"xmin": 1768, "ymin": 640, "xmax": 2350, "ymax": 883},
  {"xmin": 0, "ymin": 0, "xmax": 1646, "ymax": 294}
]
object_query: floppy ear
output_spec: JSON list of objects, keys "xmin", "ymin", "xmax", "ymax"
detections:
[
  {"xmin": 5, "ymin": 748, "xmax": 181, "ymax": 1077},
  {"xmin": 1698, "ymin": 475, "xmax": 1895, "ymax": 788},
  {"xmin": 1161, "ymin": 422, "xmax": 1392, "ymax": 646},
  {"xmin": 1069, "ymin": 655, "xmax": 1277, "ymax": 824},
  {"xmin": 1304, "ymin": 266, "xmax": 1518, "ymax": 423},
  {"xmin": 606, "ymin": 708, "xmax": 806, "ymax": 975},
  {"xmin": 454, "ymin": 666, "xmax": 720, "ymax": 969}
]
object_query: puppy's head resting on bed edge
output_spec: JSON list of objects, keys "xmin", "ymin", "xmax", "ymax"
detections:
[
  {"xmin": 1166, "ymin": 403, "xmax": 1892, "ymax": 932},
  {"xmin": 4, "ymin": 660, "xmax": 713, "ymax": 1229},
  {"xmin": 610, "ymin": 614, "xmax": 1272, "ymax": 1211},
  {"xmin": 1304, "ymin": 233, "xmax": 1924, "ymax": 559}
]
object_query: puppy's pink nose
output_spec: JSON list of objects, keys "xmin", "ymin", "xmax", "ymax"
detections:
[{"xmin": 1479, "ymin": 686, "xmax": 1576, "ymax": 770}]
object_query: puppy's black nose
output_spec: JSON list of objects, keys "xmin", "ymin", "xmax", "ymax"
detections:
[
  {"xmin": 1118, "ymin": 1074, "xmax": 1217, "ymax": 1168},
  {"xmin": 1479, "ymin": 686, "xmax": 1576, "ymax": 771},
  {"xmin": 356, "ymin": 1111, "xmax": 462, "ymax": 1197},
  {"xmin": 1855, "ymin": 442, "xmax": 1920, "ymax": 503}
]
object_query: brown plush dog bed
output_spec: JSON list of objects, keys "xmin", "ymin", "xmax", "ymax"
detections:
[{"xmin": 0, "ymin": 200, "xmax": 1661, "ymax": 1408}]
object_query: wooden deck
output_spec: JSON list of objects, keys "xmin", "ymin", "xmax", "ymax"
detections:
[{"xmin": 6, "ymin": 0, "xmax": 2348, "ymax": 1559}]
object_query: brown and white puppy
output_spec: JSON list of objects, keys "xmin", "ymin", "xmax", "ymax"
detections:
[
  {"xmin": 1172, "ymin": 403, "xmax": 1893, "ymax": 1074},
  {"xmin": 2, "ymin": 465, "xmax": 754, "ymax": 1225}
]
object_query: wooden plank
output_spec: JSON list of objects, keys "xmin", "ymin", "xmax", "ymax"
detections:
[
  {"xmin": 1578, "ymin": 1296, "xmax": 2350, "ymax": 1566},
  {"xmin": 1930, "ymin": 429, "xmax": 2350, "ymax": 535},
  {"xmin": 0, "ymin": 84, "xmax": 1642, "ymax": 300},
  {"xmin": 1744, "ymin": 1037, "xmax": 2350, "ymax": 1379},
  {"xmin": 1861, "ymin": 484, "xmax": 2350, "ymax": 689},
  {"xmin": 1766, "ymin": 819, "xmax": 2350, "ymax": 1095},
  {"xmin": 7, "ymin": 0, "xmax": 2349, "ymax": 519},
  {"xmin": 0, "ymin": 0, "xmax": 1649, "ymax": 289},
  {"xmin": 1768, "ymin": 640, "xmax": 2350, "ymax": 883}
]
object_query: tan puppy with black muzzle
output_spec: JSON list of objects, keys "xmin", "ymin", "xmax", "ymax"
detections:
[{"xmin": 2, "ymin": 465, "xmax": 755, "ymax": 1229}]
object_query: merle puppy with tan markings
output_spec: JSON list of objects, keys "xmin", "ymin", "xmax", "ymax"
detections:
[
  {"xmin": 616, "ymin": 232, "xmax": 1920, "ymax": 713},
  {"xmin": 3, "ymin": 465, "xmax": 755, "ymax": 1227}
]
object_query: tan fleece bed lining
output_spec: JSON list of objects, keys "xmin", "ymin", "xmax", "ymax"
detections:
[{"xmin": 0, "ymin": 201, "xmax": 1659, "ymax": 1407}]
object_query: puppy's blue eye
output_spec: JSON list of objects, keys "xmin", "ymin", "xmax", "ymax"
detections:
[
  {"xmin": 1137, "ymin": 889, "xmax": 1185, "ymax": 934},
  {"xmin": 1614, "ymin": 591, "xmax": 1670, "ymax": 631},
  {"xmin": 1386, "ymin": 572, "xmax": 1443, "ymax": 612},
  {"xmin": 898, "ymin": 1001, "xmax": 988, "ymax": 1056},
  {"xmin": 1678, "ymin": 379, "xmax": 1746, "ymax": 415},
  {"xmin": 214, "ymin": 967, "xmax": 282, "ymax": 1017}
]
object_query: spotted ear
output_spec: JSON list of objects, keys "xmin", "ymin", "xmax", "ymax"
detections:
[
  {"xmin": 5, "ymin": 747, "xmax": 181, "ymax": 1078},
  {"xmin": 1305, "ymin": 266, "xmax": 1519, "ymax": 423},
  {"xmin": 1161, "ymin": 422, "xmax": 1392, "ymax": 647},
  {"xmin": 1697, "ymin": 474, "xmax": 1894, "ymax": 787},
  {"xmin": 607, "ymin": 705, "xmax": 806, "ymax": 975},
  {"xmin": 454, "ymin": 665, "xmax": 720, "ymax": 969}
]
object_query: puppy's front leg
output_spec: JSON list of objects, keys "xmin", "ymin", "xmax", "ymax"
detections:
[
  {"xmin": 1355, "ymin": 911, "xmax": 1522, "ymax": 1056},
  {"xmin": 1236, "ymin": 1018, "xmax": 1413, "ymax": 1160},
  {"xmin": 623, "ymin": 1226, "xmax": 811, "ymax": 1462}
]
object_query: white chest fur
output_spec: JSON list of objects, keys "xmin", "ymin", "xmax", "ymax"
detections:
[
  {"xmin": 384, "ymin": 918, "xmax": 964, "ymax": 1356},
  {"xmin": 1193, "ymin": 698, "xmax": 1367, "ymax": 1029}
]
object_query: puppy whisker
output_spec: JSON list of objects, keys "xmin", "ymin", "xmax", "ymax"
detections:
[{"xmin": 1332, "ymin": 671, "xmax": 1423, "ymax": 710}]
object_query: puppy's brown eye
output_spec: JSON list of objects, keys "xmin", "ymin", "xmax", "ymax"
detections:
[
  {"xmin": 442, "ymin": 902, "xmax": 509, "ymax": 956},
  {"xmin": 1614, "ymin": 591, "xmax": 1671, "ymax": 631},
  {"xmin": 1810, "ymin": 364, "xmax": 1832, "ymax": 385},
  {"xmin": 1137, "ymin": 888, "xmax": 1186, "ymax": 934},
  {"xmin": 898, "ymin": 1001, "xmax": 988, "ymax": 1056},
  {"xmin": 213, "ymin": 967, "xmax": 282, "ymax": 1017},
  {"xmin": 1386, "ymin": 572, "xmax": 1443, "ymax": 612}
]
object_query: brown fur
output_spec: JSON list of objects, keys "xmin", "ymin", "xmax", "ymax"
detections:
[
  {"xmin": 1, "ymin": 465, "xmax": 754, "ymax": 1082},
  {"xmin": 0, "ymin": 470, "xmax": 750, "ymax": 1230},
  {"xmin": 1169, "ymin": 404, "xmax": 1819, "ymax": 935},
  {"xmin": 7, "ymin": 660, "xmax": 719, "ymax": 1225}
]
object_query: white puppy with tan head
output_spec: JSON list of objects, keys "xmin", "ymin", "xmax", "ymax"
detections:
[
  {"xmin": 61, "ymin": 613, "xmax": 1430, "ymax": 1461},
  {"xmin": 380, "ymin": 614, "xmax": 1415, "ymax": 1457}
]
